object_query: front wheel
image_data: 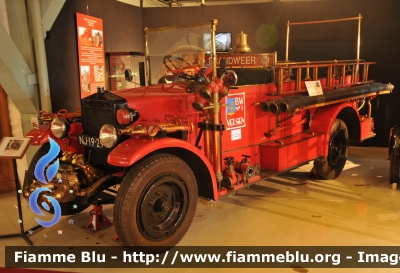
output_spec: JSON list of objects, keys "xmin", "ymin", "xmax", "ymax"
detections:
[
  {"xmin": 113, "ymin": 154, "xmax": 198, "ymax": 248},
  {"xmin": 314, "ymin": 119, "xmax": 349, "ymax": 179}
]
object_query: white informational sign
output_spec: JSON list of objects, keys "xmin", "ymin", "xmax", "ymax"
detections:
[
  {"xmin": 0, "ymin": 137, "xmax": 32, "ymax": 159},
  {"xmin": 305, "ymin": 80, "xmax": 323, "ymax": 96},
  {"xmin": 231, "ymin": 129, "xmax": 242, "ymax": 141}
]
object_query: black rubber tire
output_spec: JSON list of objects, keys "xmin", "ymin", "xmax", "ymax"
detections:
[
  {"xmin": 315, "ymin": 119, "xmax": 349, "ymax": 179},
  {"xmin": 389, "ymin": 153, "xmax": 400, "ymax": 184},
  {"xmin": 24, "ymin": 143, "xmax": 89, "ymax": 215},
  {"xmin": 113, "ymin": 154, "xmax": 198, "ymax": 248}
]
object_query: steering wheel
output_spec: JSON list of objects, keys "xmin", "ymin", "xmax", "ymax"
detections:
[{"xmin": 163, "ymin": 55, "xmax": 197, "ymax": 81}]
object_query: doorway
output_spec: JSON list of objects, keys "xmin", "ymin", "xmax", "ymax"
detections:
[{"xmin": 0, "ymin": 85, "xmax": 15, "ymax": 193}]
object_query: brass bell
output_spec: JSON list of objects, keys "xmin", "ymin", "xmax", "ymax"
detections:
[{"xmin": 233, "ymin": 31, "xmax": 252, "ymax": 54}]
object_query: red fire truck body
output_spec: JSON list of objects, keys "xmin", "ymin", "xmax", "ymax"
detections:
[{"xmin": 23, "ymin": 17, "xmax": 393, "ymax": 248}]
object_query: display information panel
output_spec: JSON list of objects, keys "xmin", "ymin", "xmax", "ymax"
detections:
[{"xmin": 76, "ymin": 13, "xmax": 105, "ymax": 98}]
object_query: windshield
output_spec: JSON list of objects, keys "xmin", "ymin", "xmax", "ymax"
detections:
[{"xmin": 145, "ymin": 21, "xmax": 215, "ymax": 85}]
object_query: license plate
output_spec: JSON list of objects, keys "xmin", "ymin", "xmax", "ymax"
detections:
[{"xmin": 78, "ymin": 135, "xmax": 104, "ymax": 149}]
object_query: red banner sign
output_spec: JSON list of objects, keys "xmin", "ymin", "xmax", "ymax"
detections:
[{"xmin": 76, "ymin": 13, "xmax": 105, "ymax": 98}]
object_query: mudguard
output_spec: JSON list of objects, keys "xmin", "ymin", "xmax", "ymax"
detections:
[
  {"xmin": 26, "ymin": 124, "xmax": 52, "ymax": 145},
  {"xmin": 309, "ymin": 102, "xmax": 356, "ymax": 157},
  {"xmin": 108, "ymin": 137, "xmax": 218, "ymax": 199},
  {"xmin": 26, "ymin": 123, "xmax": 83, "ymax": 153}
]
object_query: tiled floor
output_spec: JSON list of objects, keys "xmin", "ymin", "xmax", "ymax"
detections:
[{"xmin": 1, "ymin": 146, "xmax": 400, "ymax": 273}]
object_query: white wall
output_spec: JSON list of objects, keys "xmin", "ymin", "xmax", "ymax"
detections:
[{"xmin": 1, "ymin": 0, "xmax": 28, "ymax": 186}]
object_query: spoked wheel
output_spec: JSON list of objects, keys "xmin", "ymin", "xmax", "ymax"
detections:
[
  {"xmin": 23, "ymin": 143, "xmax": 89, "ymax": 215},
  {"xmin": 114, "ymin": 154, "xmax": 198, "ymax": 248},
  {"xmin": 315, "ymin": 119, "xmax": 349, "ymax": 179},
  {"xmin": 163, "ymin": 55, "xmax": 197, "ymax": 81}
]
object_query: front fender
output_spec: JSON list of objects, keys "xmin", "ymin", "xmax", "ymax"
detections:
[
  {"xmin": 108, "ymin": 137, "xmax": 218, "ymax": 200},
  {"xmin": 108, "ymin": 137, "xmax": 210, "ymax": 167},
  {"xmin": 26, "ymin": 124, "xmax": 83, "ymax": 153},
  {"xmin": 26, "ymin": 124, "xmax": 57, "ymax": 146}
]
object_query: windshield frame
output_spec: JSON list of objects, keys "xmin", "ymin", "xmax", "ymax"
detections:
[{"xmin": 144, "ymin": 19, "xmax": 218, "ymax": 85}]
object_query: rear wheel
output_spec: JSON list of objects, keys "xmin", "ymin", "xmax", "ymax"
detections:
[
  {"xmin": 24, "ymin": 143, "xmax": 89, "ymax": 215},
  {"xmin": 389, "ymin": 127, "xmax": 400, "ymax": 185},
  {"xmin": 390, "ymin": 154, "xmax": 400, "ymax": 184},
  {"xmin": 114, "ymin": 154, "xmax": 198, "ymax": 248},
  {"xmin": 315, "ymin": 119, "xmax": 349, "ymax": 179}
]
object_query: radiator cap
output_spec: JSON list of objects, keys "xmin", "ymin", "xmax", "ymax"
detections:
[{"xmin": 97, "ymin": 86, "xmax": 106, "ymax": 94}]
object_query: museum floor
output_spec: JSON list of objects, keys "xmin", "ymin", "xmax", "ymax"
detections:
[{"xmin": 1, "ymin": 146, "xmax": 400, "ymax": 273}]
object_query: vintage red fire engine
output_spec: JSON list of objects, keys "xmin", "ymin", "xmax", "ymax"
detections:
[{"xmin": 23, "ymin": 16, "xmax": 393, "ymax": 247}]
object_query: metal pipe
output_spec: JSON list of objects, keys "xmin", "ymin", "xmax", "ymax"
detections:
[
  {"xmin": 284, "ymin": 15, "xmax": 363, "ymax": 67},
  {"xmin": 203, "ymin": 119, "xmax": 213, "ymax": 163},
  {"xmin": 340, "ymin": 66, "xmax": 346, "ymax": 85},
  {"xmin": 357, "ymin": 13, "xmax": 362, "ymax": 61},
  {"xmin": 118, "ymin": 126, "xmax": 146, "ymax": 136},
  {"xmin": 260, "ymin": 101, "xmax": 271, "ymax": 112},
  {"xmin": 367, "ymin": 98, "xmax": 372, "ymax": 118},
  {"xmin": 277, "ymin": 68, "xmax": 283, "ymax": 94},
  {"xmin": 356, "ymin": 13, "xmax": 362, "ymax": 76},
  {"xmin": 276, "ymin": 83, "xmax": 393, "ymax": 113},
  {"xmin": 287, "ymin": 16, "xmax": 362, "ymax": 26},
  {"xmin": 145, "ymin": 21, "xmax": 211, "ymax": 32},
  {"xmin": 363, "ymin": 64, "xmax": 369, "ymax": 82},
  {"xmin": 212, "ymin": 92, "xmax": 223, "ymax": 189},
  {"xmin": 28, "ymin": 0, "xmax": 51, "ymax": 112},
  {"xmin": 357, "ymin": 98, "xmax": 366, "ymax": 111},
  {"xmin": 275, "ymin": 59, "xmax": 368, "ymax": 66},
  {"xmin": 269, "ymin": 98, "xmax": 289, "ymax": 114},
  {"xmin": 296, "ymin": 68, "xmax": 301, "ymax": 91},
  {"xmin": 352, "ymin": 64, "xmax": 357, "ymax": 83},
  {"xmin": 312, "ymin": 67, "xmax": 318, "ymax": 81},
  {"xmin": 144, "ymin": 27, "xmax": 151, "ymax": 85},
  {"xmin": 304, "ymin": 61, "xmax": 311, "ymax": 80},
  {"xmin": 285, "ymin": 20, "xmax": 290, "ymax": 62},
  {"xmin": 209, "ymin": 19, "xmax": 223, "ymax": 188},
  {"xmin": 211, "ymin": 19, "xmax": 217, "ymax": 78}
]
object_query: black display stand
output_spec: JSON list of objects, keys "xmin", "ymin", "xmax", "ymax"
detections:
[{"xmin": 0, "ymin": 137, "xmax": 41, "ymax": 245}]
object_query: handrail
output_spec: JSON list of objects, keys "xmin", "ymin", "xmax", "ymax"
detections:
[
  {"xmin": 273, "ymin": 59, "xmax": 373, "ymax": 93},
  {"xmin": 285, "ymin": 14, "xmax": 362, "ymax": 62},
  {"xmin": 275, "ymin": 59, "xmax": 371, "ymax": 66}
]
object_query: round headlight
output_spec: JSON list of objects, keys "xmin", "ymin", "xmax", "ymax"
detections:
[
  {"xmin": 99, "ymin": 124, "xmax": 117, "ymax": 148},
  {"xmin": 51, "ymin": 116, "xmax": 69, "ymax": 138}
]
